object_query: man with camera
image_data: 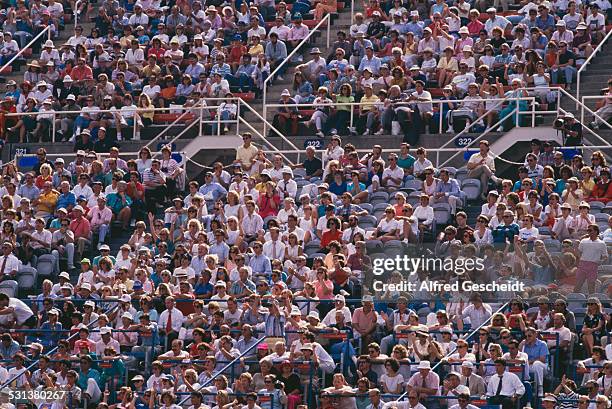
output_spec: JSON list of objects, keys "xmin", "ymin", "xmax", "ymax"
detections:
[{"xmin": 554, "ymin": 112, "xmax": 583, "ymax": 146}]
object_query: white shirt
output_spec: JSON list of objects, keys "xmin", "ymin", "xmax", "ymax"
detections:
[
  {"xmin": 414, "ymin": 205, "xmax": 434, "ymax": 226},
  {"xmin": 0, "ymin": 254, "xmax": 20, "ymax": 275},
  {"xmin": 8, "ymin": 298, "xmax": 34, "ymax": 325},
  {"xmin": 263, "ymin": 239, "xmax": 286, "ymax": 261},
  {"xmin": 486, "ymin": 371, "xmax": 526, "ymax": 397},
  {"xmin": 322, "ymin": 306, "xmax": 352, "ymax": 326},
  {"xmin": 157, "ymin": 308, "xmax": 185, "ymax": 332},
  {"xmin": 578, "ymin": 237, "xmax": 607, "ymax": 263},
  {"xmin": 382, "ymin": 166, "xmax": 404, "ymax": 188}
]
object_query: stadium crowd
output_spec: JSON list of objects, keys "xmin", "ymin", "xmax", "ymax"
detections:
[
  {"xmin": 0, "ymin": 0, "xmax": 608, "ymax": 142},
  {"xmin": 0, "ymin": 0, "xmax": 609, "ymax": 405},
  {"xmin": 0, "ymin": 134, "xmax": 604, "ymax": 409}
]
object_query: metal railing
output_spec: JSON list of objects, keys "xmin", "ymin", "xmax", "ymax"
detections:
[
  {"xmin": 141, "ymin": 97, "xmax": 240, "ymax": 153},
  {"xmin": 262, "ymin": 14, "xmax": 332, "ymax": 137},
  {"xmin": 237, "ymin": 98, "xmax": 301, "ymax": 166},
  {"xmin": 581, "ymin": 95, "xmax": 612, "ymax": 130},
  {"xmin": 4, "ymin": 102, "xmax": 236, "ymax": 145},
  {"xmin": 394, "ymin": 301, "xmax": 510, "ymax": 403},
  {"xmin": 177, "ymin": 335, "xmax": 267, "ymax": 406},
  {"xmin": 576, "ymin": 28, "xmax": 612, "ymax": 105},
  {"xmin": 0, "ymin": 26, "xmax": 52, "ymax": 75}
]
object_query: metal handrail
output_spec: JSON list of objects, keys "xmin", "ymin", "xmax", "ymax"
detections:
[
  {"xmin": 237, "ymin": 98, "xmax": 301, "ymax": 165},
  {"xmin": 0, "ymin": 304, "xmax": 119, "ymax": 389},
  {"xmin": 177, "ymin": 335, "xmax": 267, "ymax": 405},
  {"xmin": 394, "ymin": 301, "xmax": 510, "ymax": 403},
  {"xmin": 141, "ymin": 98, "xmax": 216, "ymax": 152},
  {"xmin": 576, "ymin": 28, "xmax": 612, "ymax": 105},
  {"xmin": 552, "ymin": 87, "xmax": 612, "ymax": 147},
  {"xmin": 0, "ymin": 26, "xmax": 52, "ymax": 75},
  {"xmin": 262, "ymin": 14, "xmax": 332, "ymax": 137},
  {"xmin": 5, "ymin": 102, "xmax": 231, "ymax": 144},
  {"xmin": 580, "ymin": 95, "xmax": 612, "ymax": 131}
]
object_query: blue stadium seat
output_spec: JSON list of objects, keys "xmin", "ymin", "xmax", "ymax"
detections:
[{"xmin": 461, "ymin": 179, "xmax": 482, "ymax": 201}]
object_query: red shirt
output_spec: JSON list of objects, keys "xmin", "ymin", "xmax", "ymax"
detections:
[
  {"xmin": 321, "ymin": 229, "xmax": 342, "ymax": 249},
  {"xmin": 126, "ymin": 181, "xmax": 145, "ymax": 200},
  {"xmin": 590, "ymin": 181, "xmax": 612, "ymax": 201},
  {"xmin": 71, "ymin": 65, "xmax": 93, "ymax": 81},
  {"xmin": 70, "ymin": 216, "xmax": 91, "ymax": 239},
  {"xmin": 228, "ymin": 45, "xmax": 247, "ymax": 64}
]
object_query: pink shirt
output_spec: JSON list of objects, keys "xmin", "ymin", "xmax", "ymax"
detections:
[
  {"xmin": 88, "ymin": 206, "xmax": 113, "ymax": 228},
  {"xmin": 352, "ymin": 307, "xmax": 377, "ymax": 334},
  {"xmin": 70, "ymin": 216, "xmax": 91, "ymax": 240}
]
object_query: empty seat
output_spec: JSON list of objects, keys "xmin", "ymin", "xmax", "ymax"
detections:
[
  {"xmin": 461, "ymin": 179, "xmax": 482, "ymax": 201},
  {"xmin": 455, "ymin": 168, "xmax": 469, "ymax": 182},
  {"xmin": 433, "ymin": 203, "xmax": 452, "ymax": 225},
  {"xmin": 17, "ymin": 267, "xmax": 38, "ymax": 291},
  {"xmin": 360, "ymin": 203, "xmax": 373, "ymax": 213},
  {"xmin": 35, "ymin": 254, "xmax": 56, "ymax": 278},
  {"xmin": 0, "ymin": 280, "xmax": 18, "ymax": 297},
  {"xmin": 403, "ymin": 179, "xmax": 423, "ymax": 191},
  {"xmin": 358, "ymin": 215, "xmax": 378, "ymax": 230}
]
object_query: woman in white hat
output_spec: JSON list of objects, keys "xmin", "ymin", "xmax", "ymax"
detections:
[
  {"xmin": 24, "ymin": 60, "xmax": 42, "ymax": 85},
  {"xmin": 39, "ymin": 39, "xmax": 60, "ymax": 66}
]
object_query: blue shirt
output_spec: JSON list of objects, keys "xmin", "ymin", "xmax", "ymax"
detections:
[
  {"xmin": 209, "ymin": 241, "xmax": 230, "ymax": 263},
  {"xmin": 435, "ymin": 178, "xmax": 461, "ymax": 197},
  {"xmin": 199, "ymin": 182, "xmax": 228, "ymax": 202},
  {"xmin": 522, "ymin": 338, "xmax": 549, "ymax": 363},
  {"xmin": 248, "ymin": 254, "xmax": 272, "ymax": 276},
  {"xmin": 210, "ymin": 63, "xmax": 232, "ymax": 78},
  {"xmin": 536, "ymin": 14, "xmax": 555, "ymax": 31},
  {"xmin": 56, "ymin": 192, "xmax": 76, "ymax": 210},
  {"xmin": 492, "ymin": 223, "xmax": 519, "ymax": 243},
  {"xmin": 358, "ymin": 55, "xmax": 382, "ymax": 75}
]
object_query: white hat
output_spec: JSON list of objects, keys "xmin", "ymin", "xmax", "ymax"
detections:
[
  {"xmin": 372, "ymin": 10, "xmax": 381, "ymax": 16},
  {"xmin": 334, "ymin": 294, "xmax": 345, "ymax": 302},
  {"xmin": 486, "ymin": 7, "xmax": 497, "ymax": 12},
  {"xmin": 281, "ymin": 167, "xmax": 293, "ymax": 176},
  {"xmin": 362, "ymin": 294, "xmax": 374, "ymax": 303},
  {"xmin": 44, "ymin": 40, "xmax": 54, "ymax": 48},
  {"xmin": 99, "ymin": 326, "xmax": 112, "ymax": 335},
  {"xmin": 55, "ymin": 157, "xmax": 64, "ymax": 164},
  {"xmin": 193, "ymin": 34, "xmax": 202, "ymax": 40},
  {"xmin": 307, "ymin": 311, "xmax": 320, "ymax": 321},
  {"xmin": 48, "ymin": 308, "xmax": 60, "ymax": 315},
  {"xmin": 80, "ymin": 283, "xmax": 92, "ymax": 291},
  {"xmin": 215, "ymin": 280, "xmax": 227, "ymax": 288},
  {"xmin": 290, "ymin": 307, "xmax": 301, "ymax": 316},
  {"xmin": 66, "ymin": 94, "xmax": 76, "ymax": 101},
  {"xmin": 120, "ymin": 294, "xmax": 131, "ymax": 303},
  {"xmin": 418, "ymin": 361, "xmax": 431, "ymax": 370},
  {"xmin": 84, "ymin": 300, "xmax": 95, "ymax": 308},
  {"xmin": 281, "ymin": 89, "xmax": 291, "ymax": 96},
  {"xmin": 455, "ymin": 385, "xmax": 470, "ymax": 395},
  {"xmin": 73, "ymin": 205, "xmax": 84, "ymax": 212},
  {"xmin": 410, "ymin": 10, "xmax": 419, "ymax": 16},
  {"xmin": 37, "ymin": 81, "xmax": 48, "ymax": 88},
  {"xmin": 459, "ymin": 26, "xmax": 469, "ymax": 34},
  {"xmin": 300, "ymin": 343, "xmax": 314, "ymax": 351},
  {"xmin": 60, "ymin": 284, "xmax": 73, "ymax": 291},
  {"xmin": 59, "ymin": 271, "xmax": 70, "ymax": 279},
  {"xmin": 564, "ymin": 112, "xmax": 574, "ymax": 119},
  {"xmin": 121, "ymin": 312, "xmax": 133, "ymax": 321},
  {"xmin": 461, "ymin": 361, "xmax": 474, "ymax": 369},
  {"xmin": 63, "ymin": 75, "xmax": 73, "ymax": 82},
  {"xmin": 556, "ymin": 20, "xmax": 566, "ymax": 26},
  {"xmin": 42, "ymin": 98, "xmax": 53, "ymax": 105}
]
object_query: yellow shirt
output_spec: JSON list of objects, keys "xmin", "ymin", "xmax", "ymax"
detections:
[
  {"xmin": 36, "ymin": 190, "xmax": 59, "ymax": 215},
  {"xmin": 360, "ymin": 95, "xmax": 379, "ymax": 112},
  {"xmin": 236, "ymin": 144, "xmax": 259, "ymax": 166},
  {"xmin": 248, "ymin": 44, "xmax": 264, "ymax": 57}
]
